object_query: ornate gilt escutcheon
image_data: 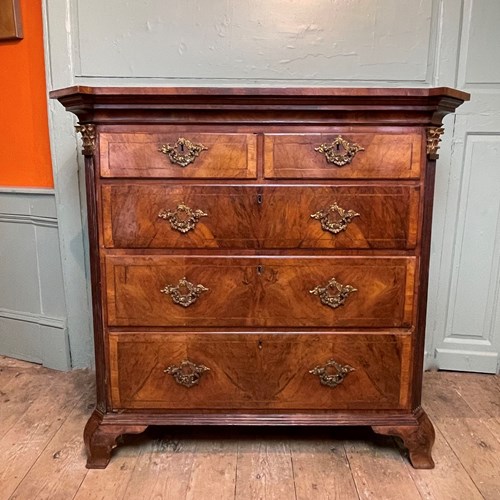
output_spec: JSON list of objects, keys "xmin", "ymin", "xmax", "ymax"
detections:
[
  {"xmin": 311, "ymin": 202, "xmax": 360, "ymax": 234},
  {"xmin": 309, "ymin": 359, "xmax": 354, "ymax": 388},
  {"xmin": 160, "ymin": 277, "xmax": 209, "ymax": 307},
  {"xmin": 164, "ymin": 360, "xmax": 210, "ymax": 388},
  {"xmin": 158, "ymin": 203, "xmax": 208, "ymax": 233},
  {"xmin": 75, "ymin": 124, "xmax": 96, "ymax": 156},
  {"xmin": 426, "ymin": 127, "xmax": 444, "ymax": 159},
  {"xmin": 158, "ymin": 137, "xmax": 208, "ymax": 167},
  {"xmin": 315, "ymin": 135, "xmax": 364, "ymax": 166},
  {"xmin": 310, "ymin": 277, "xmax": 357, "ymax": 309}
]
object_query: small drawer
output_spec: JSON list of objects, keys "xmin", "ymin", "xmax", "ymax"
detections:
[
  {"xmin": 264, "ymin": 131, "xmax": 422, "ymax": 179},
  {"xmin": 99, "ymin": 132, "xmax": 257, "ymax": 178},
  {"xmin": 105, "ymin": 256, "xmax": 416, "ymax": 328},
  {"xmin": 109, "ymin": 332, "xmax": 411, "ymax": 410},
  {"xmin": 101, "ymin": 184, "xmax": 420, "ymax": 250}
]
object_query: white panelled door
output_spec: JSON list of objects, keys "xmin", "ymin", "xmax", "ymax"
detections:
[{"xmin": 427, "ymin": 0, "xmax": 500, "ymax": 373}]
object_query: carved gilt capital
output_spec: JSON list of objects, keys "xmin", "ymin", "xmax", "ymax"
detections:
[
  {"xmin": 426, "ymin": 127, "xmax": 444, "ymax": 160},
  {"xmin": 75, "ymin": 124, "xmax": 96, "ymax": 156}
]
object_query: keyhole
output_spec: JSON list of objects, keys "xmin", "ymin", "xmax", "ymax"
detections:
[
  {"xmin": 257, "ymin": 265, "xmax": 264, "ymax": 275},
  {"xmin": 257, "ymin": 194, "xmax": 263, "ymax": 205},
  {"xmin": 336, "ymin": 143, "xmax": 341, "ymax": 151},
  {"xmin": 258, "ymin": 340, "xmax": 263, "ymax": 350},
  {"xmin": 180, "ymin": 143, "xmax": 185, "ymax": 153}
]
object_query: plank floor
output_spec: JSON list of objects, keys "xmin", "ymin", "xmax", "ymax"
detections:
[{"xmin": 0, "ymin": 355, "xmax": 499, "ymax": 500}]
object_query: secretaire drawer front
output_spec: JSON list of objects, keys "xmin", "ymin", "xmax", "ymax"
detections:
[
  {"xmin": 109, "ymin": 332, "xmax": 411, "ymax": 410},
  {"xmin": 264, "ymin": 132, "xmax": 422, "ymax": 179},
  {"xmin": 102, "ymin": 184, "xmax": 419, "ymax": 250},
  {"xmin": 106, "ymin": 256, "xmax": 415, "ymax": 328},
  {"xmin": 99, "ymin": 132, "xmax": 257, "ymax": 178}
]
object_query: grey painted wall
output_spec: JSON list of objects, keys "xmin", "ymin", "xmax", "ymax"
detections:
[
  {"xmin": 0, "ymin": 188, "xmax": 70, "ymax": 370},
  {"xmin": 42, "ymin": 0, "xmax": 500, "ymax": 372}
]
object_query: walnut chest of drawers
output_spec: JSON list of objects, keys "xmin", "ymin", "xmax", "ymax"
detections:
[{"xmin": 51, "ymin": 86, "xmax": 469, "ymax": 469}]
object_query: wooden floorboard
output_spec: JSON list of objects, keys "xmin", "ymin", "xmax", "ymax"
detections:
[
  {"xmin": 345, "ymin": 429, "xmax": 423, "ymax": 500},
  {"xmin": 9, "ymin": 384, "xmax": 94, "ymax": 500},
  {"xmin": 0, "ymin": 357, "xmax": 499, "ymax": 500},
  {"xmin": 120, "ymin": 430, "xmax": 197, "ymax": 500},
  {"xmin": 234, "ymin": 432, "xmax": 296, "ymax": 500},
  {"xmin": 290, "ymin": 433, "xmax": 359, "ymax": 500}
]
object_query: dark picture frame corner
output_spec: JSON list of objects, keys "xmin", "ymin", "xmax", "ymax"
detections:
[{"xmin": 0, "ymin": 0, "xmax": 23, "ymax": 41}]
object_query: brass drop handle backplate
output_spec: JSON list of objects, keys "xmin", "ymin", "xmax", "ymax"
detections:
[
  {"xmin": 158, "ymin": 203, "xmax": 208, "ymax": 233},
  {"xmin": 160, "ymin": 277, "xmax": 209, "ymax": 307},
  {"xmin": 309, "ymin": 359, "xmax": 354, "ymax": 388},
  {"xmin": 311, "ymin": 202, "xmax": 359, "ymax": 234},
  {"xmin": 164, "ymin": 360, "xmax": 210, "ymax": 388},
  {"xmin": 159, "ymin": 137, "xmax": 208, "ymax": 167},
  {"xmin": 315, "ymin": 135, "xmax": 364, "ymax": 166},
  {"xmin": 310, "ymin": 277, "xmax": 357, "ymax": 309}
]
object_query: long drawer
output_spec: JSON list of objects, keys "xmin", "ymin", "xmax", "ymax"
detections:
[
  {"xmin": 264, "ymin": 131, "xmax": 422, "ymax": 179},
  {"xmin": 109, "ymin": 332, "xmax": 411, "ymax": 410},
  {"xmin": 105, "ymin": 256, "xmax": 416, "ymax": 328},
  {"xmin": 99, "ymin": 132, "xmax": 257, "ymax": 178},
  {"xmin": 101, "ymin": 184, "xmax": 420, "ymax": 249}
]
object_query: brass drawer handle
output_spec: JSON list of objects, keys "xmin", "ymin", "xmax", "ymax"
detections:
[
  {"xmin": 164, "ymin": 360, "xmax": 210, "ymax": 388},
  {"xmin": 158, "ymin": 203, "xmax": 208, "ymax": 233},
  {"xmin": 310, "ymin": 277, "xmax": 357, "ymax": 309},
  {"xmin": 159, "ymin": 137, "xmax": 208, "ymax": 167},
  {"xmin": 311, "ymin": 202, "xmax": 359, "ymax": 234},
  {"xmin": 315, "ymin": 135, "xmax": 364, "ymax": 166},
  {"xmin": 160, "ymin": 277, "xmax": 209, "ymax": 307},
  {"xmin": 309, "ymin": 359, "xmax": 354, "ymax": 388}
]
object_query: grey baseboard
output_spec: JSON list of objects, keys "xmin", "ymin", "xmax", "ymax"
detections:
[
  {"xmin": 435, "ymin": 348, "xmax": 498, "ymax": 374},
  {"xmin": 0, "ymin": 189, "xmax": 71, "ymax": 370},
  {"xmin": 0, "ymin": 309, "xmax": 70, "ymax": 371}
]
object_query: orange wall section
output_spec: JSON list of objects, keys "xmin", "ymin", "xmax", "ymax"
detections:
[{"xmin": 0, "ymin": 0, "xmax": 53, "ymax": 188}]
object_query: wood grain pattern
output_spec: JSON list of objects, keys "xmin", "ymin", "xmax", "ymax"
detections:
[
  {"xmin": 105, "ymin": 256, "xmax": 416, "ymax": 328},
  {"xmin": 102, "ymin": 184, "xmax": 259, "ymax": 249},
  {"xmin": 423, "ymin": 372, "xmax": 500, "ymax": 498},
  {"xmin": 115, "ymin": 432, "xmax": 197, "ymax": 500},
  {"xmin": 290, "ymin": 438, "xmax": 359, "ymax": 499},
  {"xmin": 102, "ymin": 184, "xmax": 420, "ymax": 250},
  {"xmin": 50, "ymin": 85, "xmax": 471, "ymax": 100},
  {"xmin": 345, "ymin": 429, "xmax": 424, "ymax": 498},
  {"xmin": 0, "ymin": 370, "xmax": 90, "ymax": 499},
  {"xmin": 4, "ymin": 359, "xmax": 495, "ymax": 499},
  {"xmin": 108, "ymin": 332, "xmax": 411, "ymax": 411},
  {"xmin": 83, "ymin": 410, "xmax": 147, "ymax": 469},
  {"xmin": 406, "ymin": 425, "xmax": 484, "ymax": 499},
  {"xmin": 0, "ymin": 363, "xmax": 57, "ymax": 440},
  {"xmin": 50, "ymin": 86, "xmax": 470, "ymax": 129},
  {"xmin": 50, "ymin": 86, "xmax": 469, "ymax": 469},
  {"xmin": 100, "ymin": 132, "xmax": 257, "ymax": 178},
  {"xmin": 265, "ymin": 132, "xmax": 422, "ymax": 179},
  {"xmin": 372, "ymin": 407, "xmax": 435, "ymax": 469},
  {"xmin": 8, "ymin": 384, "xmax": 95, "ymax": 500},
  {"xmin": 235, "ymin": 439, "xmax": 296, "ymax": 500}
]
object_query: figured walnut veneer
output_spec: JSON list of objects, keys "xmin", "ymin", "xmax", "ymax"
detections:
[
  {"xmin": 102, "ymin": 184, "xmax": 420, "ymax": 250},
  {"xmin": 106, "ymin": 256, "xmax": 415, "ymax": 328},
  {"xmin": 51, "ymin": 86, "xmax": 469, "ymax": 470},
  {"xmin": 109, "ymin": 332, "xmax": 411, "ymax": 411}
]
